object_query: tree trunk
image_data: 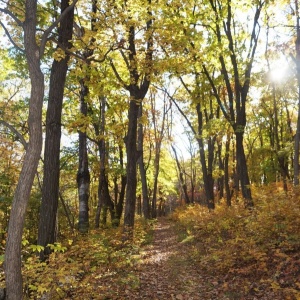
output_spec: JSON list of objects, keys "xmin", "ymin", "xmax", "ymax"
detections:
[
  {"xmin": 217, "ymin": 142, "xmax": 224, "ymax": 200},
  {"xmin": 294, "ymin": 0, "xmax": 300, "ymax": 186},
  {"xmin": 114, "ymin": 5, "xmax": 153, "ymax": 231},
  {"xmin": 171, "ymin": 145, "xmax": 190, "ymax": 204},
  {"xmin": 235, "ymin": 131, "xmax": 253, "ymax": 207},
  {"xmin": 95, "ymin": 97, "xmax": 115, "ymax": 227},
  {"xmin": 150, "ymin": 93, "xmax": 169, "ymax": 218},
  {"xmin": 37, "ymin": 0, "xmax": 74, "ymax": 260},
  {"xmin": 116, "ymin": 175, "xmax": 127, "ymax": 224},
  {"xmin": 77, "ymin": 80, "xmax": 90, "ymax": 233},
  {"xmin": 224, "ymin": 133, "xmax": 232, "ymax": 206},
  {"xmin": 96, "ymin": 169, "xmax": 115, "ymax": 226},
  {"xmin": 196, "ymin": 103, "xmax": 215, "ymax": 210},
  {"xmin": 137, "ymin": 103, "xmax": 150, "ymax": 219},
  {"xmin": 76, "ymin": 0, "xmax": 99, "ymax": 232},
  {"xmin": 124, "ymin": 100, "xmax": 140, "ymax": 228},
  {"xmin": 5, "ymin": 1, "xmax": 44, "ymax": 297},
  {"xmin": 114, "ymin": 145, "xmax": 127, "ymax": 225}
]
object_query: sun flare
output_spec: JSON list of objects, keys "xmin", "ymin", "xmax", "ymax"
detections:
[{"xmin": 268, "ymin": 57, "xmax": 288, "ymax": 83}]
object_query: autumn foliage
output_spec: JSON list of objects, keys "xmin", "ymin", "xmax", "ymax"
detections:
[
  {"xmin": 172, "ymin": 185, "xmax": 300, "ymax": 299},
  {"xmin": 0, "ymin": 217, "xmax": 154, "ymax": 299},
  {"xmin": 0, "ymin": 185, "xmax": 299, "ymax": 299}
]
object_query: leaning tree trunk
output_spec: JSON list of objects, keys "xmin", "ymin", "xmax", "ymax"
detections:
[
  {"xmin": 5, "ymin": 1, "xmax": 44, "ymax": 298},
  {"xmin": 37, "ymin": 0, "xmax": 74, "ymax": 261}
]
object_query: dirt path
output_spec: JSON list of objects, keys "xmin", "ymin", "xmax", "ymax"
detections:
[
  {"xmin": 115, "ymin": 217, "xmax": 298, "ymax": 300},
  {"xmin": 121, "ymin": 217, "xmax": 211, "ymax": 300}
]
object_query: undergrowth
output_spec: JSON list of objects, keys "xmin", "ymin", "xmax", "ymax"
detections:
[
  {"xmin": 0, "ymin": 216, "xmax": 155, "ymax": 299},
  {"xmin": 171, "ymin": 185, "xmax": 300, "ymax": 299},
  {"xmin": 2, "ymin": 186, "xmax": 300, "ymax": 299}
]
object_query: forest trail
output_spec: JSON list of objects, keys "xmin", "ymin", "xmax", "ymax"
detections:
[{"xmin": 120, "ymin": 217, "xmax": 215, "ymax": 300}]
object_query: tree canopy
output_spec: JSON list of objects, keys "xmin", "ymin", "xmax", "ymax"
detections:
[{"xmin": 0, "ymin": 0, "xmax": 300, "ymax": 298}]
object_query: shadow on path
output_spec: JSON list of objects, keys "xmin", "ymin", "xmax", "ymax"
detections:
[{"xmin": 121, "ymin": 217, "xmax": 205, "ymax": 300}]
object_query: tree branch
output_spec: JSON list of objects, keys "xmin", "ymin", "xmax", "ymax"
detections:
[
  {"xmin": 109, "ymin": 58, "xmax": 129, "ymax": 90},
  {"xmin": 39, "ymin": 0, "xmax": 79, "ymax": 57},
  {"xmin": 159, "ymin": 87, "xmax": 197, "ymax": 136},
  {"xmin": 119, "ymin": 49, "xmax": 130, "ymax": 70},
  {"xmin": 0, "ymin": 120, "xmax": 27, "ymax": 149},
  {"xmin": 0, "ymin": 20, "xmax": 24, "ymax": 53},
  {"xmin": 0, "ymin": 8, "xmax": 23, "ymax": 27},
  {"xmin": 202, "ymin": 64, "xmax": 232, "ymax": 124}
]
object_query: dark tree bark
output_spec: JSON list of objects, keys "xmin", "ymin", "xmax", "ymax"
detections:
[
  {"xmin": 110, "ymin": 2, "xmax": 153, "ymax": 230},
  {"xmin": 294, "ymin": 0, "xmax": 300, "ymax": 185},
  {"xmin": 124, "ymin": 98, "xmax": 141, "ymax": 228},
  {"xmin": 76, "ymin": 0, "xmax": 99, "ymax": 233},
  {"xmin": 37, "ymin": 0, "xmax": 74, "ymax": 261},
  {"xmin": 96, "ymin": 159, "xmax": 115, "ymax": 226},
  {"xmin": 196, "ymin": 102, "xmax": 216, "ymax": 210},
  {"xmin": 137, "ymin": 103, "xmax": 150, "ymax": 219},
  {"xmin": 224, "ymin": 132, "xmax": 232, "ymax": 206},
  {"xmin": 171, "ymin": 145, "xmax": 190, "ymax": 204},
  {"xmin": 114, "ymin": 145, "xmax": 127, "ymax": 224},
  {"xmin": 217, "ymin": 142, "xmax": 224, "ymax": 200},
  {"xmin": 3, "ymin": 0, "xmax": 77, "ymax": 297},
  {"xmin": 235, "ymin": 131, "xmax": 252, "ymax": 204},
  {"xmin": 94, "ymin": 97, "xmax": 115, "ymax": 228},
  {"xmin": 77, "ymin": 79, "xmax": 90, "ymax": 233},
  {"xmin": 202, "ymin": 0, "xmax": 265, "ymax": 207}
]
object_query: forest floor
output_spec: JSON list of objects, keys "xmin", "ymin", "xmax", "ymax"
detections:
[
  {"xmin": 100, "ymin": 215, "xmax": 300, "ymax": 300},
  {"xmin": 120, "ymin": 217, "xmax": 206, "ymax": 300},
  {"xmin": 2, "ymin": 191, "xmax": 300, "ymax": 300}
]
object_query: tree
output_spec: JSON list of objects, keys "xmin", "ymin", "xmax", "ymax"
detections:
[
  {"xmin": 77, "ymin": 76, "xmax": 91, "ymax": 233},
  {"xmin": 149, "ymin": 90, "xmax": 171, "ymax": 217},
  {"xmin": 37, "ymin": 0, "xmax": 74, "ymax": 261},
  {"xmin": 109, "ymin": 0, "xmax": 154, "ymax": 229},
  {"xmin": 293, "ymin": 0, "xmax": 300, "ymax": 185},
  {"xmin": 94, "ymin": 96, "xmax": 115, "ymax": 227},
  {"xmin": 74, "ymin": 0, "xmax": 99, "ymax": 233},
  {"xmin": 201, "ymin": 0, "xmax": 265, "ymax": 207},
  {"xmin": 171, "ymin": 145, "xmax": 191, "ymax": 204},
  {"xmin": 137, "ymin": 102, "xmax": 150, "ymax": 218},
  {"xmin": 0, "ymin": 1, "xmax": 76, "ymax": 297}
]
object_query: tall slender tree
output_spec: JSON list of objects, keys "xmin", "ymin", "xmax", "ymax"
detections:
[
  {"xmin": 137, "ymin": 102, "xmax": 150, "ymax": 219},
  {"xmin": 202, "ymin": 0, "xmax": 265, "ymax": 207},
  {"xmin": 37, "ymin": 0, "xmax": 74, "ymax": 260},
  {"xmin": 0, "ymin": 0, "xmax": 77, "ymax": 297},
  {"xmin": 150, "ymin": 91, "xmax": 171, "ymax": 217},
  {"xmin": 77, "ymin": 76, "xmax": 91, "ymax": 233},
  {"xmin": 94, "ymin": 96, "xmax": 115, "ymax": 227},
  {"xmin": 109, "ymin": 0, "xmax": 154, "ymax": 229},
  {"xmin": 293, "ymin": 0, "xmax": 300, "ymax": 185}
]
